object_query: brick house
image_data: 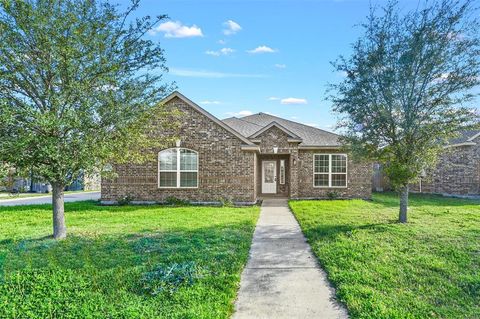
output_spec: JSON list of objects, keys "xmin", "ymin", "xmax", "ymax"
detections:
[
  {"xmin": 410, "ymin": 130, "xmax": 480, "ymax": 197},
  {"xmin": 101, "ymin": 92, "xmax": 372, "ymax": 204}
]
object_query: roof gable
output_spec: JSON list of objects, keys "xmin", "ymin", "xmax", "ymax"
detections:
[
  {"xmin": 162, "ymin": 91, "xmax": 255, "ymax": 146},
  {"xmin": 467, "ymin": 131, "xmax": 480, "ymax": 142},
  {"xmin": 223, "ymin": 112, "xmax": 341, "ymax": 147},
  {"xmin": 249, "ymin": 121, "xmax": 302, "ymax": 141},
  {"xmin": 446, "ymin": 130, "xmax": 480, "ymax": 148}
]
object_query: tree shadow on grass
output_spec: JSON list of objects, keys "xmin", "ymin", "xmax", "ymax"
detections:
[
  {"xmin": 304, "ymin": 220, "xmax": 399, "ymax": 241},
  {"xmin": 0, "ymin": 220, "xmax": 256, "ymax": 318},
  {"xmin": 0, "ymin": 200, "xmax": 168, "ymax": 213},
  {"xmin": 373, "ymin": 192, "xmax": 480, "ymax": 208}
]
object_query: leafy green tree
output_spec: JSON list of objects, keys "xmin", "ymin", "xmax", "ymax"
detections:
[
  {"xmin": 330, "ymin": 0, "xmax": 480, "ymax": 222},
  {"xmin": 0, "ymin": 0, "xmax": 175, "ymax": 238},
  {"xmin": 0, "ymin": 162, "xmax": 10, "ymax": 187}
]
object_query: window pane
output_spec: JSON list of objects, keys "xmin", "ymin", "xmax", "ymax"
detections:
[
  {"xmin": 331, "ymin": 155, "xmax": 347, "ymax": 173},
  {"xmin": 180, "ymin": 149, "xmax": 197, "ymax": 171},
  {"xmin": 279, "ymin": 160, "xmax": 285, "ymax": 185},
  {"xmin": 159, "ymin": 149, "xmax": 177, "ymax": 171},
  {"xmin": 314, "ymin": 155, "xmax": 329, "ymax": 173},
  {"xmin": 180, "ymin": 172, "xmax": 197, "ymax": 187},
  {"xmin": 159, "ymin": 172, "xmax": 177, "ymax": 187},
  {"xmin": 332, "ymin": 174, "xmax": 347, "ymax": 187},
  {"xmin": 314, "ymin": 174, "xmax": 329, "ymax": 187}
]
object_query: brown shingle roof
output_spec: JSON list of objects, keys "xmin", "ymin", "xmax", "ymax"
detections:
[{"xmin": 448, "ymin": 130, "xmax": 480, "ymax": 145}]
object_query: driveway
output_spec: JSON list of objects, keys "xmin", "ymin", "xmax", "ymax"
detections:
[{"xmin": 0, "ymin": 191, "xmax": 100, "ymax": 206}]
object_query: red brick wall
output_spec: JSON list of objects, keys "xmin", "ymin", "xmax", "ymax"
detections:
[
  {"xmin": 411, "ymin": 144, "xmax": 480, "ymax": 196},
  {"xmin": 101, "ymin": 97, "xmax": 256, "ymax": 203},
  {"xmin": 296, "ymin": 150, "xmax": 372, "ymax": 199}
]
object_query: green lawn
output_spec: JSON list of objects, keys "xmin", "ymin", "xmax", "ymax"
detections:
[
  {"xmin": 0, "ymin": 201, "xmax": 259, "ymax": 318},
  {"xmin": 290, "ymin": 193, "xmax": 480, "ymax": 319}
]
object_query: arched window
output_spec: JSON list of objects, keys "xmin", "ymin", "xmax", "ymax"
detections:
[{"xmin": 158, "ymin": 148, "xmax": 198, "ymax": 188}]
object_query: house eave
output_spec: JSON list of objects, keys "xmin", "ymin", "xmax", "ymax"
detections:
[
  {"xmin": 467, "ymin": 132, "xmax": 480, "ymax": 142},
  {"xmin": 241, "ymin": 145, "xmax": 260, "ymax": 151},
  {"xmin": 250, "ymin": 138, "xmax": 303, "ymax": 143},
  {"xmin": 161, "ymin": 91, "xmax": 256, "ymax": 146},
  {"xmin": 444, "ymin": 142, "xmax": 476, "ymax": 148},
  {"xmin": 298, "ymin": 145, "xmax": 343, "ymax": 150}
]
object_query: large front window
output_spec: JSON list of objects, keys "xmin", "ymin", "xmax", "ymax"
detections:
[
  {"xmin": 313, "ymin": 154, "xmax": 347, "ymax": 187},
  {"xmin": 158, "ymin": 148, "xmax": 198, "ymax": 188}
]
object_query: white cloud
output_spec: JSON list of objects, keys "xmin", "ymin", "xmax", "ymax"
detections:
[
  {"xmin": 220, "ymin": 48, "xmax": 234, "ymax": 54},
  {"xmin": 432, "ymin": 72, "xmax": 451, "ymax": 83},
  {"xmin": 170, "ymin": 67, "xmax": 266, "ymax": 78},
  {"xmin": 200, "ymin": 100, "xmax": 221, "ymax": 105},
  {"xmin": 304, "ymin": 123, "xmax": 319, "ymax": 127},
  {"xmin": 236, "ymin": 110, "xmax": 253, "ymax": 117},
  {"xmin": 226, "ymin": 110, "xmax": 253, "ymax": 117},
  {"xmin": 247, "ymin": 45, "xmax": 277, "ymax": 54},
  {"xmin": 267, "ymin": 96, "xmax": 280, "ymax": 101},
  {"xmin": 149, "ymin": 21, "xmax": 203, "ymax": 38},
  {"xmin": 218, "ymin": 39, "xmax": 227, "ymax": 44},
  {"xmin": 280, "ymin": 97, "xmax": 308, "ymax": 105},
  {"xmin": 264, "ymin": 111, "xmax": 278, "ymax": 116},
  {"xmin": 223, "ymin": 20, "xmax": 242, "ymax": 35},
  {"xmin": 274, "ymin": 64, "xmax": 286, "ymax": 69},
  {"xmin": 324, "ymin": 124, "xmax": 336, "ymax": 130},
  {"xmin": 205, "ymin": 47, "xmax": 235, "ymax": 56},
  {"xmin": 291, "ymin": 116, "xmax": 299, "ymax": 120},
  {"xmin": 205, "ymin": 50, "xmax": 220, "ymax": 56}
]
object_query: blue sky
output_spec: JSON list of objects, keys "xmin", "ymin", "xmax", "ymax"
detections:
[{"xmin": 117, "ymin": 0, "xmax": 472, "ymax": 131}]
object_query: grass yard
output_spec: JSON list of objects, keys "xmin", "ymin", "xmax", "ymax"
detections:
[
  {"xmin": 289, "ymin": 193, "xmax": 480, "ymax": 319},
  {"xmin": 0, "ymin": 201, "xmax": 259, "ymax": 318}
]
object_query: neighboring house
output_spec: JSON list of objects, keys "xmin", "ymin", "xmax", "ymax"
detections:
[
  {"xmin": 409, "ymin": 130, "xmax": 480, "ymax": 197},
  {"xmin": 1, "ymin": 172, "xmax": 100, "ymax": 193},
  {"xmin": 101, "ymin": 92, "xmax": 372, "ymax": 204}
]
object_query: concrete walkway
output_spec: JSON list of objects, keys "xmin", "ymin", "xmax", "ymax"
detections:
[{"xmin": 233, "ymin": 198, "xmax": 348, "ymax": 319}]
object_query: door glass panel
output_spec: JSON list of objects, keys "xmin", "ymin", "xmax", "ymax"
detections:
[{"xmin": 264, "ymin": 162, "xmax": 275, "ymax": 183}]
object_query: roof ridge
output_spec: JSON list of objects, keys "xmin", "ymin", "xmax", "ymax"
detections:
[
  {"xmin": 234, "ymin": 117, "xmax": 264, "ymax": 127},
  {"xmin": 246, "ymin": 112, "xmax": 340, "ymax": 137}
]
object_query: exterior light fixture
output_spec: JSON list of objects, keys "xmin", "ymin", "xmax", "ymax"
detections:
[
  {"xmin": 175, "ymin": 139, "xmax": 181, "ymax": 147},
  {"xmin": 273, "ymin": 147, "xmax": 278, "ymax": 154}
]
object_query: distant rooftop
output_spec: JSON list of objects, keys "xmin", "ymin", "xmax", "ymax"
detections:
[{"xmin": 449, "ymin": 130, "xmax": 480, "ymax": 145}]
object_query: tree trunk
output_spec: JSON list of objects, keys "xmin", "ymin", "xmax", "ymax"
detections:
[
  {"xmin": 399, "ymin": 185, "xmax": 409, "ymax": 223},
  {"xmin": 52, "ymin": 182, "xmax": 67, "ymax": 239}
]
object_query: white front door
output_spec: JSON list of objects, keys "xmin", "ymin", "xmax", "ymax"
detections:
[{"xmin": 262, "ymin": 161, "xmax": 277, "ymax": 194}]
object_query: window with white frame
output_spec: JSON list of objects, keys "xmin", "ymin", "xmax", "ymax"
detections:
[
  {"xmin": 158, "ymin": 148, "xmax": 198, "ymax": 188},
  {"xmin": 279, "ymin": 160, "xmax": 285, "ymax": 185},
  {"xmin": 313, "ymin": 154, "xmax": 347, "ymax": 187}
]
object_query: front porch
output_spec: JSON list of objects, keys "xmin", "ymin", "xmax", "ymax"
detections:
[{"xmin": 256, "ymin": 154, "xmax": 291, "ymax": 198}]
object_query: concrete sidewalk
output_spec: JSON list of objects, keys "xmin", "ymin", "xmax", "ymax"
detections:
[{"xmin": 233, "ymin": 198, "xmax": 348, "ymax": 319}]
